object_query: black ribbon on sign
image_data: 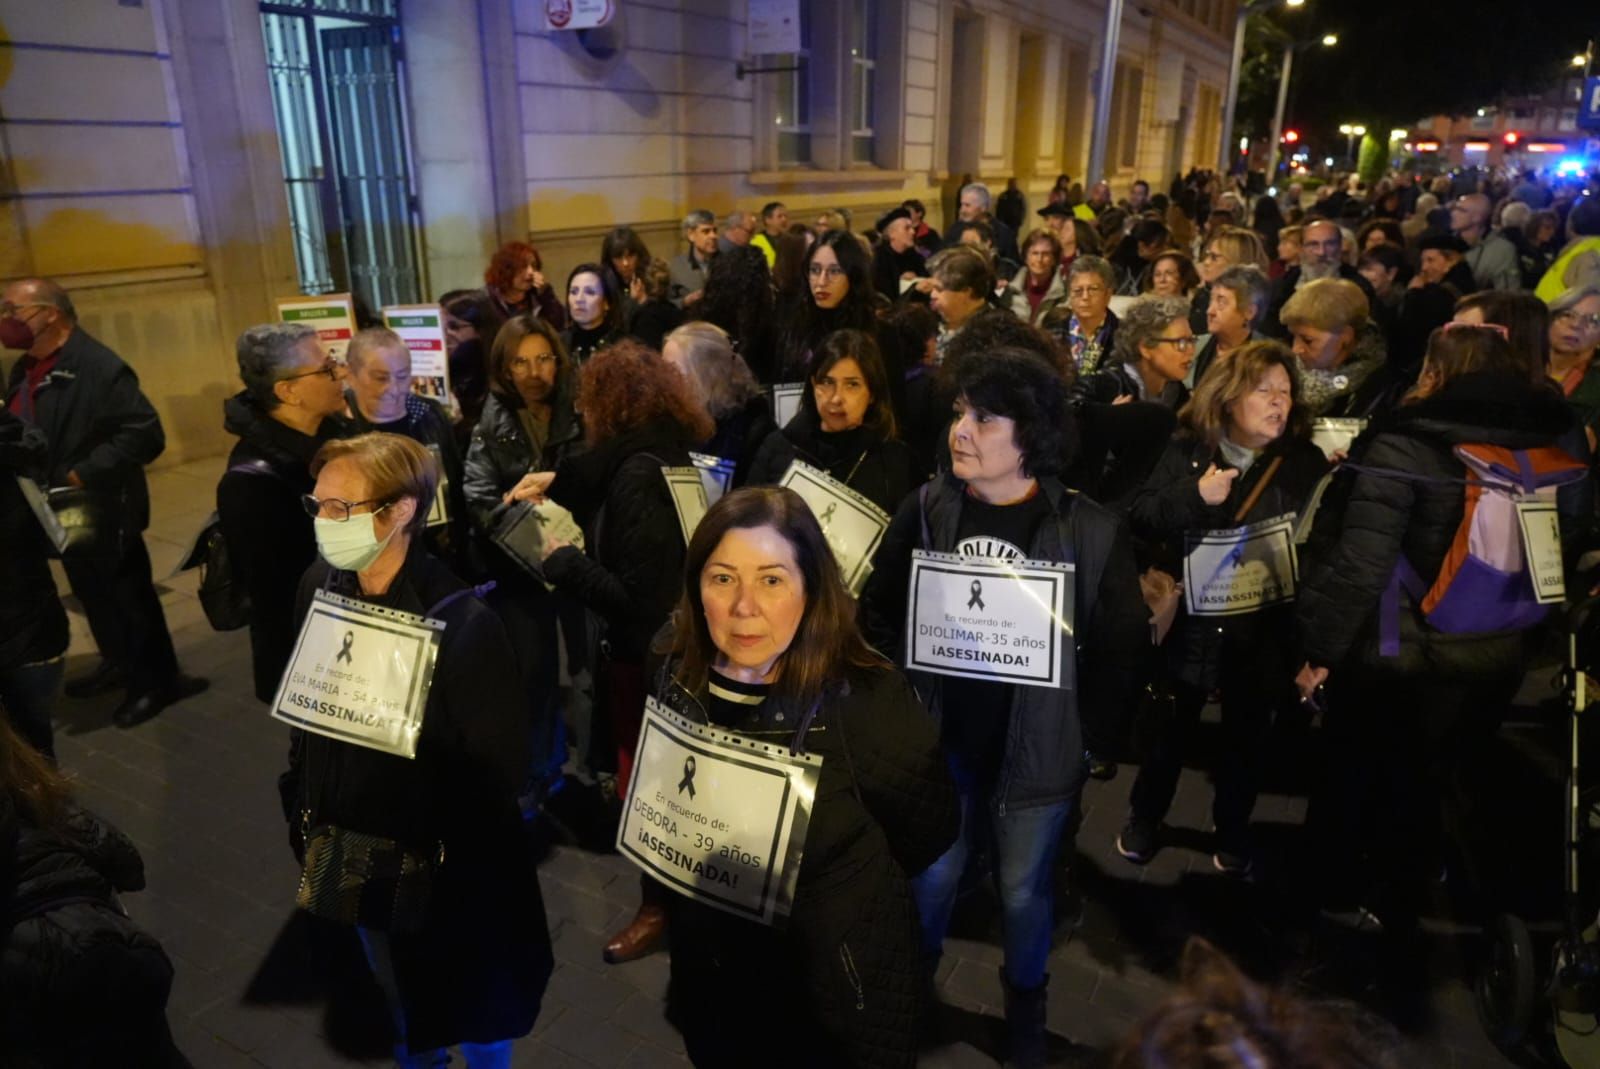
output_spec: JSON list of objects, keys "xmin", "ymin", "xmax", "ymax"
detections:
[
  {"xmin": 678, "ymin": 756, "xmax": 697, "ymax": 799},
  {"xmin": 819, "ymin": 502, "xmax": 837, "ymax": 525},
  {"xmin": 336, "ymin": 630, "xmax": 354, "ymax": 664},
  {"xmin": 968, "ymin": 580, "xmax": 985, "ymax": 611}
]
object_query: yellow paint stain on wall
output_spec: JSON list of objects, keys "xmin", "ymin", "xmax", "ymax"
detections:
[{"xmin": 26, "ymin": 207, "xmax": 201, "ymax": 277}]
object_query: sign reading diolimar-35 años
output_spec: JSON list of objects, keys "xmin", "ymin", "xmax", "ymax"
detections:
[
  {"xmin": 905, "ymin": 550, "xmax": 1076, "ymax": 690},
  {"xmin": 617, "ymin": 698, "xmax": 821, "ymax": 926}
]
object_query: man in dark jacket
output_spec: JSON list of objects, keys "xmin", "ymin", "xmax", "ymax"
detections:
[
  {"xmin": 1, "ymin": 278, "xmax": 205, "ymax": 728},
  {"xmin": 871, "ymin": 207, "xmax": 928, "ymax": 302},
  {"xmin": 1261, "ymin": 220, "xmax": 1376, "ymax": 340}
]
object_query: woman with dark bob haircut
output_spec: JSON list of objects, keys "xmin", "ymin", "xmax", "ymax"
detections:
[
  {"xmin": 746, "ymin": 328, "xmax": 913, "ymax": 516},
  {"xmin": 643, "ymin": 485, "xmax": 957, "ymax": 1066},
  {"xmin": 562, "ymin": 262, "xmax": 626, "ymax": 367},
  {"xmin": 505, "ymin": 339, "xmax": 714, "ymax": 966},
  {"xmin": 860, "ymin": 347, "xmax": 1146, "ymax": 1068},
  {"xmin": 484, "ymin": 241, "xmax": 566, "ymax": 329},
  {"xmin": 1115, "ymin": 341, "xmax": 1327, "ymax": 876}
]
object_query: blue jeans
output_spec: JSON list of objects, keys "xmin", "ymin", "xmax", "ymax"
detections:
[
  {"xmin": 357, "ymin": 929, "xmax": 513, "ymax": 1069},
  {"xmin": 912, "ymin": 781, "xmax": 1072, "ymax": 990},
  {"xmin": 0, "ymin": 658, "xmax": 64, "ymax": 760}
]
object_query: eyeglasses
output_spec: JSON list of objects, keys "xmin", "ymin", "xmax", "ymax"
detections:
[
  {"xmin": 1555, "ymin": 310, "xmax": 1600, "ymax": 330},
  {"xmin": 1441, "ymin": 321, "xmax": 1511, "ymax": 340},
  {"xmin": 0, "ymin": 301, "xmax": 49, "ymax": 319},
  {"xmin": 808, "ymin": 264, "xmax": 845, "ymax": 280},
  {"xmin": 301, "ymin": 494, "xmax": 394, "ymax": 522},
  {"xmin": 1068, "ymin": 285, "xmax": 1106, "ymax": 299},
  {"xmin": 1200, "ymin": 250, "xmax": 1226, "ymax": 262},
  {"xmin": 281, "ymin": 358, "xmax": 340, "ymax": 383},
  {"xmin": 1150, "ymin": 335, "xmax": 1198, "ymax": 352}
]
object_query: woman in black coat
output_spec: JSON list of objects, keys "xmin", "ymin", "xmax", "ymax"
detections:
[
  {"xmin": 647, "ymin": 487, "xmax": 956, "ymax": 1068},
  {"xmin": 284, "ymin": 433, "xmax": 552, "ymax": 1062},
  {"xmin": 1116, "ymin": 341, "xmax": 1328, "ymax": 875},
  {"xmin": 561, "ymin": 263, "xmax": 626, "ymax": 368},
  {"xmin": 663, "ymin": 321, "xmax": 778, "ymax": 488},
  {"xmin": 504, "ymin": 341, "xmax": 716, "ymax": 965},
  {"xmin": 218, "ymin": 323, "xmax": 352, "ymax": 703},
  {"xmin": 692, "ymin": 244, "xmax": 778, "ymax": 384},
  {"xmin": 746, "ymin": 329, "xmax": 913, "ymax": 518},
  {"xmin": 1294, "ymin": 324, "xmax": 1579, "ymax": 951}
]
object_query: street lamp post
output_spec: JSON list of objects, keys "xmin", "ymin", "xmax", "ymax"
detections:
[
  {"xmin": 1265, "ymin": 32, "xmax": 1336, "ymax": 184},
  {"xmin": 1338, "ymin": 123, "xmax": 1366, "ymax": 165},
  {"xmin": 1218, "ymin": 0, "xmax": 1306, "ymax": 174}
]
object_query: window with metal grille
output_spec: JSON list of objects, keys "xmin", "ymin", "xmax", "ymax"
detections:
[{"xmin": 772, "ymin": 2, "xmax": 813, "ymax": 166}]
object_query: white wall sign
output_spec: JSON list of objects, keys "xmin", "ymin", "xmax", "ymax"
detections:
[
  {"xmin": 542, "ymin": 0, "xmax": 614, "ymax": 31},
  {"xmin": 748, "ymin": 0, "xmax": 801, "ymax": 54}
]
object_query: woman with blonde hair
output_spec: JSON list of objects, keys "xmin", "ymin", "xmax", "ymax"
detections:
[
  {"xmin": 1116, "ymin": 341, "xmax": 1327, "ymax": 874},
  {"xmin": 1191, "ymin": 227, "xmax": 1271, "ymax": 332},
  {"xmin": 662, "ymin": 321, "xmax": 778, "ymax": 486}
]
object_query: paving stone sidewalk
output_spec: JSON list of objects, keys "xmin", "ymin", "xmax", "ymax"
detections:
[{"xmin": 43, "ymin": 457, "xmax": 1522, "ymax": 1067}]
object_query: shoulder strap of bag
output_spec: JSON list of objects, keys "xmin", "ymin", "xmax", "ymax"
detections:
[
  {"xmin": 1231, "ymin": 455, "xmax": 1285, "ymax": 524},
  {"xmin": 423, "ymin": 580, "xmax": 497, "ymax": 619}
]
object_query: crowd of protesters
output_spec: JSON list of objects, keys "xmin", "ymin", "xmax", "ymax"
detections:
[{"xmin": 3, "ymin": 158, "xmax": 1600, "ymax": 1067}]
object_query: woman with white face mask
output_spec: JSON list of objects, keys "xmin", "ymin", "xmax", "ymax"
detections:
[{"xmin": 285, "ymin": 432, "xmax": 553, "ymax": 1067}]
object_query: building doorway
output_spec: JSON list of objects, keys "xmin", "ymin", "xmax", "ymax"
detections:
[{"xmin": 260, "ymin": 0, "xmax": 424, "ymax": 318}]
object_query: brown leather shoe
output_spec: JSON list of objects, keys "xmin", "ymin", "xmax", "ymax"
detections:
[{"xmin": 603, "ymin": 903, "xmax": 667, "ymax": 964}]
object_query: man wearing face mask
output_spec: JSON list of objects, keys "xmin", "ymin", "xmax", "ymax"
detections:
[
  {"xmin": 343, "ymin": 328, "xmax": 470, "ymax": 574},
  {"xmin": 2, "ymin": 277, "xmax": 205, "ymax": 728}
]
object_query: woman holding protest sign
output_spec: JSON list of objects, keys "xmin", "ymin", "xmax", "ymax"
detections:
[
  {"xmin": 503, "ymin": 340, "xmax": 714, "ymax": 965},
  {"xmin": 282, "ymin": 432, "xmax": 552, "ymax": 1067},
  {"xmin": 858, "ymin": 348, "xmax": 1146, "ymax": 1068},
  {"xmin": 746, "ymin": 329, "xmax": 913, "ymax": 517},
  {"xmin": 637, "ymin": 485, "xmax": 956, "ymax": 1067},
  {"xmin": 1114, "ymin": 341, "xmax": 1327, "ymax": 876}
]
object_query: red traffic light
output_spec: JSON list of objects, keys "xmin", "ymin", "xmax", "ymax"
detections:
[
  {"xmin": 1504, "ymin": 131, "xmax": 1520, "ymax": 145},
  {"xmin": 1283, "ymin": 129, "xmax": 1300, "ymax": 143}
]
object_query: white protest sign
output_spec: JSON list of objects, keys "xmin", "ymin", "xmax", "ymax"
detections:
[
  {"xmin": 690, "ymin": 452, "xmax": 736, "ymax": 504},
  {"xmin": 424, "ymin": 444, "xmax": 450, "ymax": 529},
  {"xmin": 772, "ymin": 383, "xmax": 805, "ymax": 428},
  {"xmin": 14, "ymin": 475, "xmax": 68, "ymax": 554},
  {"xmin": 1311, "ymin": 417, "xmax": 1365, "ymax": 461},
  {"xmin": 1183, "ymin": 515, "xmax": 1298, "ymax": 616},
  {"xmin": 277, "ymin": 293, "xmax": 356, "ymax": 362},
  {"xmin": 382, "ymin": 304, "xmax": 453, "ymax": 408},
  {"xmin": 779, "ymin": 460, "xmax": 889, "ymax": 596},
  {"xmin": 618, "ymin": 697, "xmax": 821, "ymax": 926},
  {"xmin": 662, "ymin": 467, "xmax": 709, "ymax": 544},
  {"xmin": 271, "ymin": 591, "xmax": 443, "ymax": 759},
  {"xmin": 905, "ymin": 550, "xmax": 1075, "ymax": 689},
  {"xmin": 747, "ymin": 0, "xmax": 802, "ymax": 53},
  {"xmin": 1516, "ymin": 496, "xmax": 1565, "ymax": 605}
]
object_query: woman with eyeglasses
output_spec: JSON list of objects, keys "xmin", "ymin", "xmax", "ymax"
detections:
[
  {"xmin": 218, "ymin": 322, "xmax": 352, "ymax": 703},
  {"xmin": 1114, "ymin": 341, "xmax": 1328, "ymax": 875},
  {"xmin": 1191, "ymin": 227, "xmax": 1271, "ymax": 334},
  {"xmin": 1044, "ymin": 255, "xmax": 1119, "ymax": 376},
  {"xmin": 1293, "ymin": 325, "xmax": 1577, "ymax": 994},
  {"xmin": 285, "ymin": 432, "xmax": 553, "ymax": 1067},
  {"xmin": 1073, "ymin": 296, "xmax": 1196, "ymax": 409},
  {"xmin": 773, "ymin": 230, "xmax": 881, "ymax": 383},
  {"xmin": 1545, "ymin": 286, "xmax": 1600, "ymax": 434},
  {"xmin": 746, "ymin": 328, "xmax": 913, "ymax": 517}
]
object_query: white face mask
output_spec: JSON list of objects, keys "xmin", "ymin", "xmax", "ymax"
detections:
[{"xmin": 314, "ymin": 509, "xmax": 396, "ymax": 572}]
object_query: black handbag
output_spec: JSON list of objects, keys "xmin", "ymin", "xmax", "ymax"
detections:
[{"xmin": 296, "ymin": 822, "xmax": 442, "ymax": 932}]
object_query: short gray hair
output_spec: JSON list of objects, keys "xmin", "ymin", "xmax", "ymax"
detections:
[
  {"xmin": 722, "ymin": 210, "xmax": 754, "ymax": 233},
  {"xmin": 1212, "ymin": 265, "xmax": 1271, "ymax": 324},
  {"xmin": 346, "ymin": 326, "xmax": 407, "ymax": 371},
  {"xmin": 1550, "ymin": 285, "xmax": 1600, "ymax": 317},
  {"xmin": 683, "ymin": 209, "xmax": 715, "ymax": 232},
  {"xmin": 1500, "ymin": 201, "xmax": 1532, "ymax": 231},
  {"xmin": 1113, "ymin": 295, "xmax": 1192, "ymax": 366},
  {"xmin": 664, "ymin": 321, "xmax": 760, "ymax": 419},
  {"xmin": 236, "ymin": 322, "xmax": 321, "ymax": 409},
  {"xmin": 1067, "ymin": 254, "xmax": 1116, "ymax": 291},
  {"xmin": 959, "ymin": 182, "xmax": 992, "ymax": 211}
]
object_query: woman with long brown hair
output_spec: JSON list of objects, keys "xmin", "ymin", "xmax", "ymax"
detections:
[
  {"xmin": 645, "ymin": 486, "xmax": 955, "ymax": 1067},
  {"xmin": 505, "ymin": 340, "xmax": 714, "ymax": 965}
]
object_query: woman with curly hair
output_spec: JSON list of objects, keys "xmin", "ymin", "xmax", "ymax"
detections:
[
  {"xmin": 504, "ymin": 340, "xmax": 714, "ymax": 967},
  {"xmin": 484, "ymin": 241, "xmax": 566, "ymax": 329},
  {"xmin": 691, "ymin": 244, "xmax": 778, "ymax": 384}
]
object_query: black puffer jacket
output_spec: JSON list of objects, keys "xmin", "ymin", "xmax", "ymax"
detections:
[
  {"xmin": 284, "ymin": 546, "xmax": 553, "ymax": 1051},
  {"xmin": 345, "ymin": 391, "xmax": 472, "ymax": 570},
  {"xmin": 217, "ymin": 392, "xmax": 352, "ymax": 702},
  {"xmin": 461, "ymin": 381, "xmax": 584, "ymax": 534},
  {"xmin": 4, "ymin": 327, "xmax": 164, "ymax": 537},
  {"xmin": 1, "ymin": 799, "xmax": 176, "ymax": 1066},
  {"xmin": 1297, "ymin": 371, "xmax": 1577, "ymax": 679},
  {"xmin": 860, "ymin": 475, "xmax": 1148, "ymax": 806},
  {"xmin": 652, "ymin": 660, "xmax": 957, "ymax": 1068},
  {"xmin": 0, "ymin": 411, "xmax": 68, "ymax": 671},
  {"xmin": 702, "ymin": 393, "xmax": 779, "ymax": 489},
  {"xmin": 746, "ymin": 409, "xmax": 914, "ymax": 518},
  {"xmin": 543, "ymin": 419, "xmax": 695, "ymax": 661},
  {"xmin": 1131, "ymin": 434, "xmax": 1329, "ymax": 690}
]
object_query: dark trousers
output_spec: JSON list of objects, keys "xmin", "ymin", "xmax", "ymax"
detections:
[
  {"xmin": 61, "ymin": 532, "xmax": 178, "ymax": 694},
  {"xmin": 0, "ymin": 658, "xmax": 64, "ymax": 759},
  {"xmin": 1128, "ymin": 665, "xmax": 1276, "ymax": 850}
]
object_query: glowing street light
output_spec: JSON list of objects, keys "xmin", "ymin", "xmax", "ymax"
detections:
[
  {"xmin": 1321, "ymin": 33, "xmax": 1338, "ymax": 46},
  {"xmin": 1390, "ymin": 128, "xmax": 1407, "ymax": 141},
  {"xmin": 1575, "ymin": 55, "xmax": 1588, "ymax": 68}
]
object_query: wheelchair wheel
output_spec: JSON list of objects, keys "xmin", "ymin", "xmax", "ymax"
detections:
[{"xmin": 1478, "ymin": 912, "xmax": 1540, "ymax": 1054}]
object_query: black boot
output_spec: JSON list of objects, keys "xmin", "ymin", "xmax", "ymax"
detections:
[{"xmin": 1000, "ymin": 968, "xmax": 1048, "ymax": 1069}]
